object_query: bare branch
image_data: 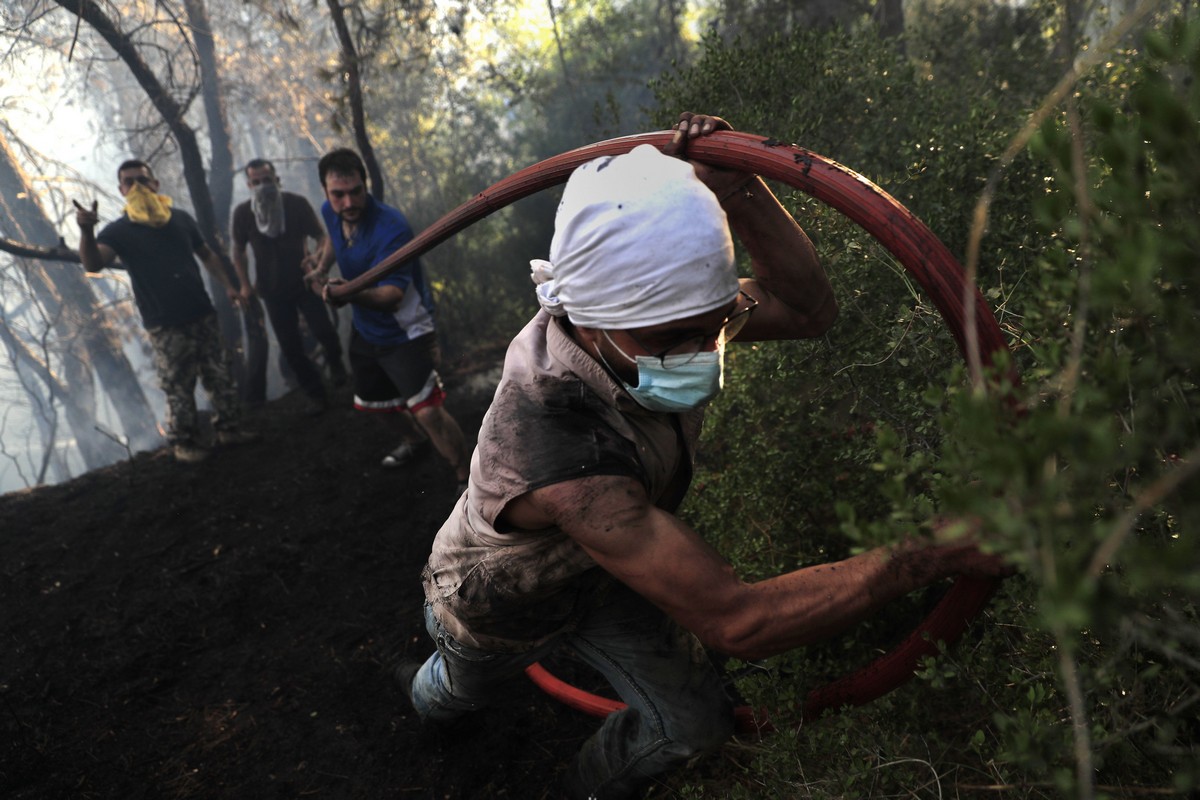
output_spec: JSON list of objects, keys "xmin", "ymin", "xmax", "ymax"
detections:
[
  {"xmin": 962, "ymin": 0, "xmax": 1162, "ymax": 393},
  {"xmin": 0, "ymin": 235, "xmax": 81, "ymax": 263},
  {"xmin": 1088, "ymin": 445, "xmax": 1200, "ymax": 577},
  {"xmin": 67, "ymin": 0, "xmax": 82, "ymax": 61}
]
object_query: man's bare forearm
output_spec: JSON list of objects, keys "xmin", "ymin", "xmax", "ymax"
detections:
[
  {"xmin": 554, "ymin": 477, "xmax": 1002, "ymax": 663},
  {"xmin": 703, "ymin": 542, "xmax": 942, "ymax": 659},
  {"xmin": 348, "ymin": 285, "xmax": 404, "ymax": 312},
  {"xmin": 308, "ymin": 238, "xmax": 335, "ymax": 278},
  {"xmin": 77, "ymin": 227, "xmax": 106, "ymax": 273},
  {"xmin": 724, "ymin": 179, "xmax": 837, "ymax": 337},
  {"xmin": 692, "ymin": 528, "xmax": 1008, "ymax": 661},
  {"xmin": 73, "ymin": 200, "xmax": 111, "ymax": 273},
  {"xmin": 311, "ymin": 235, "xmax": 330, "ymax": 268},
  {"xmin": 230, "ymin": 248, "xmax": 252, "ymax": 293},
  {"xmin": 199, "ymin": 249, "xmax": 238, "ymax": 296},
  {"xmin": 203, "ymin": 257, "xmax": 234, "ymax": 292}
]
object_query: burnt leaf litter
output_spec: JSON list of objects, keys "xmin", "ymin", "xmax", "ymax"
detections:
[{"xmin": 0, "ymin": 354, "xmax": 615, "ymax": 800}]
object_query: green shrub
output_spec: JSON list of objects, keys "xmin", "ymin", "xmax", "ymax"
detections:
[{"xmin": 651, "ymin": 12, "xmax": 1198, "ymax": 799}]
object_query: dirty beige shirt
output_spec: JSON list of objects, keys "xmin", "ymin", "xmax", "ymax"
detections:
[{"xmin": 422, "ymin": 311, "xmax": 703, "ymax": 652}]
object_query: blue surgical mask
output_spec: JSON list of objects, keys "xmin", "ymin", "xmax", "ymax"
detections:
[{"xmin": 599, "ymin": 331, "xmax": 724, "ymax": 413}]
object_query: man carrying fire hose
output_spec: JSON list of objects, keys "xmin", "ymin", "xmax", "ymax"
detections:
[{"xmin": 399, "ymin": 113, "xmax": 1011, "ymax": 799}]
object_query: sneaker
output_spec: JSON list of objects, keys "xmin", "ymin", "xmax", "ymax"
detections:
[
  {"xmin": 380, "ymin": 439, "xmax": 429, "ymax": 469},
  {"xmin": 392, "ymin": 659, "xmax": 421, "ymax": 705},
  {"xmin": 173, "ymin": 441, "xmax": 210, "ymax": 463},
  {"xmin": 216, "ymin": 429, "xmax": 260, "ymax": 447}
]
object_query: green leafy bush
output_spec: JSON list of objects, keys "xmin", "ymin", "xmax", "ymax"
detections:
[{"xmin": 651, "ymin": 11, "xmax": 1198, "ymax": 799}]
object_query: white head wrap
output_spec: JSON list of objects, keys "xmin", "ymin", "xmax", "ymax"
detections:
[{"xmin": 530, "ymin": 144, "xmax": 737, "ymax": 329}]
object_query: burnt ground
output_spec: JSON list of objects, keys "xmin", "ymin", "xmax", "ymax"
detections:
[{"xmin": 0, "ymin": 353, "xmax": 624, "ymax": 800}]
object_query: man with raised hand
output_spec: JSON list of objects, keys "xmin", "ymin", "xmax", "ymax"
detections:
[{"xmin": 75, "ymin": 160, "xmax": 256, "ymax": 463}]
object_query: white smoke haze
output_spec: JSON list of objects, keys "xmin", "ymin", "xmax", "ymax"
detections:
[
  {"xmin": 0, "ymin": 0, "xmax": 730, "ymax": 495},
  {"xmin": 0, "ymin": 21, "xmax": 336, "ymax": 494}
]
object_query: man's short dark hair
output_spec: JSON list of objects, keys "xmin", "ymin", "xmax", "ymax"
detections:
[
  {"xmin": 318, "ymin": 148, "xmax": 366, "ymax": 187},
  {"xmin": 117, "ymin": 159, "xmax": 153, "ymax": 179},
  {"xmin": 244, "ymin": 158, "xmax": 276, "ymax": 176}
]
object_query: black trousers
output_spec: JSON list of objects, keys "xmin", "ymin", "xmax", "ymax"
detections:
[{"xmin": 260, "ymin": 288, "xmax": 345, "ymax": 399}]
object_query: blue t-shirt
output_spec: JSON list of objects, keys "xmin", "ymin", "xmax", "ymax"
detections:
[
  {"xmin": 321, "ymin": 195, "xmax": 435, "ymax": 346},
  {"xmin": 95, "ymin": 209, "xmax": 215, "ymax": 329}
]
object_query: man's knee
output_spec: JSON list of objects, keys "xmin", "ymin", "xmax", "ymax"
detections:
[
  {"xmin": 412, "ymin": 400, "xmax": 453, "ymax": 431},
  {"xmin": 411, "ymin": 402, "xmax": 439, "ymax": 420}
]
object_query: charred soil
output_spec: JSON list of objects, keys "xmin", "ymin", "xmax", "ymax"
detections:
[{"xmin": 0, "ymin": 356, "xmax": 606, "ymax": 799}]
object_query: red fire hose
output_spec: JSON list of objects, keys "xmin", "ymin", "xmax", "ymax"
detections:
[{"xmin": 331, "ymin": 130, "xmax": 1015, "ymax": 731}]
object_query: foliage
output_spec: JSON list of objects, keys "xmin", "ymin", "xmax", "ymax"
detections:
[
  {"xmin": 3, "ymin": 0, "xmax": 1198, "ymax": 793},
  {"xmin": 652, "ymin": 7, "xmax": 1198, "ymax": 799},
  {"xmin": 968, "ymin": 14, "xmax": 1200, "ymax": 792},
  {"xmin": 694, "ymin": 0, "xmax": 876, "ymax": 42},
  {"xmin": 337, "ymin": 0, "xmax": 699, "ymax": 355}
]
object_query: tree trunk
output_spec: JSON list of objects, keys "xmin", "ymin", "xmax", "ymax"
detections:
[
  {"xmin": 183, "ymin": 0, "xmax": 235, "ymax": 246},
  {"xmin": 872, "ymin": 0, "xmax": 905, "ymax": 43},
  {"xmin": 0, "ymin": 321, "xmax": 70, "ymax": 486},
  {"xmin": 0, "ymin": 132, "xmax": 161, "ymax": 464},
  {"xmin": 52, "ymin": 0, "xmax": 253, "ymax": 395},
  {"xmin": 325, "ymin": 0, "xmax": 386, "ymax": 202},
  {"xmin": 1055, "ymin": 0, "xmax": 1086, "ymax": 67},
  {"xmin": 0, "ymin": 319, "xmax": 103, "ymax": 481},
  {"xmin": 183, "ymin": 0, "xmax": 269, "ymax": 405}
]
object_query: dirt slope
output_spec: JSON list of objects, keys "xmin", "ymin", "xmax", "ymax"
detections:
[{"xmin": 0, "ymin": 360, "xmax": 606, "ymax": 799}]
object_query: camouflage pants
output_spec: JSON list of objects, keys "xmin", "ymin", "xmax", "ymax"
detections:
[{"xmin": 146, "ymin": 314, "xmax": 241, "ymax": 444}]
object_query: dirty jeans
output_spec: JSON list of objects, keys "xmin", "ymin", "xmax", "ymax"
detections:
[{"xmin": 411, "ymin": 583, "xmax": 734, "ymax": 799}]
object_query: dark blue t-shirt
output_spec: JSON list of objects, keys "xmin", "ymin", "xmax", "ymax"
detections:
[
  {"xmin": 321, "ymin": 195, "xmax": 435, "ymax": 346},
  {"xmin": 95, "ymin": 209, "xmax": 215, "ymax": 329}
]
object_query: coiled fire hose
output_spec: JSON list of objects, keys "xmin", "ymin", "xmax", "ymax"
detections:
[{"xmin": 329, "ymin": 130, "xmax": 1016, "ymax": 732}]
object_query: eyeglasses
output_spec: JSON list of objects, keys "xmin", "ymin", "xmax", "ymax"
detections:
[
  {"xmin": 120, "ymin": 175, "xmax": 155, "ymax": 188},
  {"xmin": 627, "ymin": 289, "xmax": 759, "ymax": 369}
]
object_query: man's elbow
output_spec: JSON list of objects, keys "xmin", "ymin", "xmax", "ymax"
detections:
[
  {"xmin": 379, "ymin": 289, "xmax": 406, "ymax": 313},
  {"xmin": 809, "ymin": 294, "xmax": 838, "ymax": 336},
  {"xmin": 695, "ymin": 609, "xmax": 774, "ymax": 661},
  {"xmin": 79, "ymin": 254, "xmax": 105, "ymax": 275},
  {"xmin": 370, "ymin": 296, "xmax": 403, "ymax": 313}
]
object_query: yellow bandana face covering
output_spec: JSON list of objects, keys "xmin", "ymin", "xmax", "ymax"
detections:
[{"xmin": 123, "ymin": 182, "xmax": 174, "ymax": 227}]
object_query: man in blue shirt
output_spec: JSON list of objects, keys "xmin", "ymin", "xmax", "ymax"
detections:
[{"xmin": 306, "ymin": 148, "xmax": 470, "ymax": 491}]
